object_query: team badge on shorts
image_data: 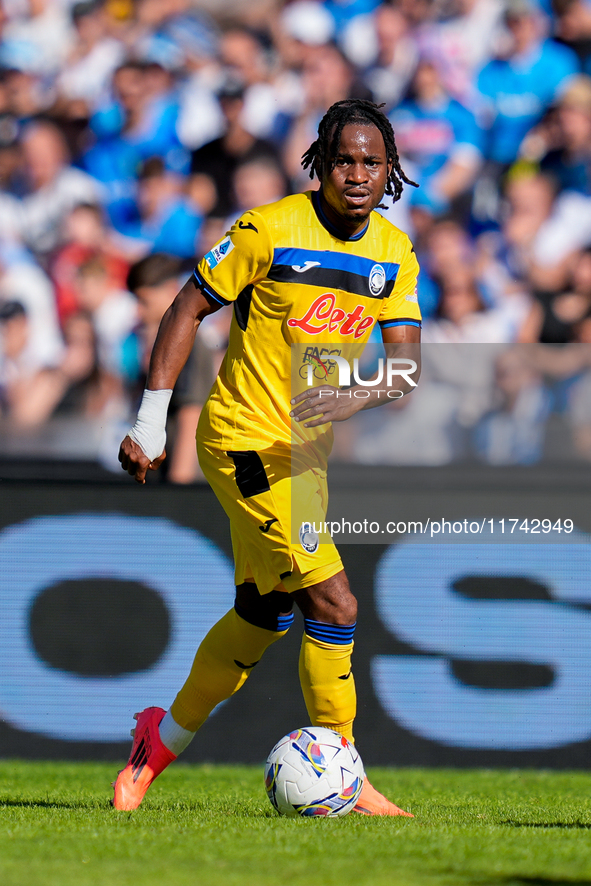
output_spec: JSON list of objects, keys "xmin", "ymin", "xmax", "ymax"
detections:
[
  {"xmin": 369, "ymin": 263, "xmax": 386, "ymax": 296},
  {"xmin": 299, "ymin": 522, "xmax": 319, "ymax": 554}
]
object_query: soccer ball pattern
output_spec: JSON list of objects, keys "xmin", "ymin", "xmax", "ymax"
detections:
[{"xmin": 264, "ymin": 726, "xmax": 365, "ymax": 817}]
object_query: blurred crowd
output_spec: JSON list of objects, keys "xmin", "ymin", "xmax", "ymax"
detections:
[{"xmin": 3, "ymin": 0, "xmax": 591, "ymax": 473}]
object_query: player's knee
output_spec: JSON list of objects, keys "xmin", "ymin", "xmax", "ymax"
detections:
[
  {"xmin": 339, "ymin": 593, "xmax": 357, "ymax": 625},
  {"xmin": 294, "ymin": 572, "xmax": 358, "ymax": 625},
  {"xmin": 234, "ymin": 582, "xmax": 294, "ymax": 633},
  {"xmin": 328, "ymin": 591, "xmax": 357, "ymax": 625}
]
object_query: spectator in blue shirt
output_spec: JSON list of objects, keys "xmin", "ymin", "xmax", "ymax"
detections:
[
  {"xmin": 124, "ymin": 157, "xmax": 203, "ymax": 259},
  {"xmin": 390, "ymin": 57, "xmax": 484, "ymax": 214},
  {"xmin": 83, "ymin": 61, "xmax": 188, "ymax": 233},
  {"xmin": 323, "ymin": 0, "xmax": 381, "ymax": 34},
  {"xmin": 477, "ymin": 0, "xmax": 578, "ymax": 165}
]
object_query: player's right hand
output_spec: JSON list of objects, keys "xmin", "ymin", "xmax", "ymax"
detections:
[{"xmin": 118, "ymin": 435, "xmax": 166, "ymax": 485}]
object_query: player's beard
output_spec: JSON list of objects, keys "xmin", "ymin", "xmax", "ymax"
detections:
[
  {"xmin": 340, "ymin": 205, "xmax": 373, "ymax": 224},
  {"xmin": 341, "ymin": 206, "xmax": 374, "ymax": 222}
]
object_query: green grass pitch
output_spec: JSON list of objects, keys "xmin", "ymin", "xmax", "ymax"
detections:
[{"xmin": 1, "ymin": 762, "xmax": 591, "ymax": 886}]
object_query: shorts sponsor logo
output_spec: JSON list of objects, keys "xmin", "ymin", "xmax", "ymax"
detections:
[
  {"xmin": 299, "ymin": 522, "xmax": 319, "ymax": 554},
  {"xmin": 205, "ymin": 236, "xmax": 234, "ymax": 270},
  {"xmin": 259, "ymin": 518, "xmax": 278, "ymax": 533},
  {"xmin": 234, "ymin": 659, "xmax": 259, "ymax": 669},
  {"xmin": 369, "ymin": 263, "xmax": 386, "ymax": 296}
]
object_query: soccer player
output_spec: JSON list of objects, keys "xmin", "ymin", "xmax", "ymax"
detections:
[{"xmin": 115, "ymin": 99, "xmax": 421, "ymax": 816}]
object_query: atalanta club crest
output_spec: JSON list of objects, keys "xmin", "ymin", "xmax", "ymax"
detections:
[
  {"xmin": 299, "ymin": 522, "xmax": 319, "ymax": 553},
  {"xmin": 369, "ymin": 264, "xmax": 386, "ymax": 296}
]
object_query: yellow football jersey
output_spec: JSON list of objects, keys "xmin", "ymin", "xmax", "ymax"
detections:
[{"xmin": 194, "ymin": 191, "xmax": 421, "ymax": 454}]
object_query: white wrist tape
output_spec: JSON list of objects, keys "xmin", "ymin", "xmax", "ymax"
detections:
[{"xmin": 128, "ymin": 389, "xmax": 173, "ymax": 462}]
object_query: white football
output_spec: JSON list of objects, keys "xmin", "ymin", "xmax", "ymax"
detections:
[{"xmin": 264, "ymin": 726, "xmax": 365, "ymax": 817}]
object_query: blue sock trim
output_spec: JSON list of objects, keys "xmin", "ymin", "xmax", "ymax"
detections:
[
  {"xmin": 303, "ymin": 618, "xmax": 356, "ymax": 645},
  {"xmin": 276, "ymin": 613, "xmax": 295, "ymax": 632}
]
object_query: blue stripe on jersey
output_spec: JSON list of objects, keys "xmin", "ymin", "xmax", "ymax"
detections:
[
  {"xmin": 379, "ymin": 318, "xmax": 422, "ymax": 329},
  {"xmin": 272, "ymin": 247, "xmax": 400, "ymax": 283},
  {"xmin": 193, "ymin": 269, "xmax": 231, "ymax": 306},
  {"xmin": 303, "ymin": 618, "xmax": 356, "ymax": 645}
]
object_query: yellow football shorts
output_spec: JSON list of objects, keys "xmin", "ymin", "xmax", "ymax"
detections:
[{"xmin": 197, "ymin": 442, "xmax": 343, "ymax": 596}]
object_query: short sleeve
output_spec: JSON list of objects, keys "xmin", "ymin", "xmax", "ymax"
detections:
[
  {"xmin": 378, "ymin": 236, "xmax": 422, "ymax": 330},
  {"xmin": 193, "ymin": 209, "xmax": 273, "ymax": 306}
]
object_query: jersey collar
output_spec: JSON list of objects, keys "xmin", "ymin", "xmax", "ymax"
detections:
[{"xmin": 312, "ymin": 189, "xmax": 370, "ymax": 241}]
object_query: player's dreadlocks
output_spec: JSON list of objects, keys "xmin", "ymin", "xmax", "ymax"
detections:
[{"xmin": 301, "ymin": 99, "xmax": 417, "ymax": 204}]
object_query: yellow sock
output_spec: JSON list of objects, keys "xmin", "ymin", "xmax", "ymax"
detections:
[
  {"xmin": 298, "ymin": 632, "xmax": 356, "ymax": 744},
  {"xmin": 170, "ymin": 608, "xmax": 288, "ymax": 732}
]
